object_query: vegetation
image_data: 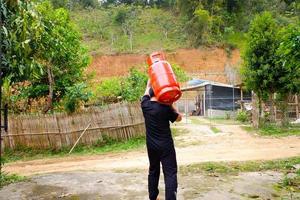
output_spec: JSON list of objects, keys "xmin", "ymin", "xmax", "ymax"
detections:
[
  {"xmin": 243, "ymin": 124, "xmax": 300, "ymax": 137},
  {"xmin": 180, "ymin": 156, "xmax": 300, "ymax": 175},
  {"xmin": 93, "ymin": 64, "xmax": 188, "ymax": 104},
  {"xmin": 2, "ymin": 0, "xmax": 90, "ymax": 113},
  {"xmin": 210, "ymin": 126, "xmax": 221, "ymax": 134},
  {"xmin": 276, "ymin": 23, "xmax": 300, "ymax": 96},
  {"xmin": 3, "ymin": 135, "xmax": 145, "ymax": 163},
  {"xmin": 63, "ymin": 83, "xmax": 92, "ymax": 113},
  {"xmin": 2, "ymin": 0, "xmax": 299, "ymax": 114},
  {"xmin": 71, "ymin": 0, "xmax": 300, "ymax": 53},
  {"xmin": 0, "ymin": 154, "xmax": 26, "ymax": 188},
  {"xmin": 241, "ymin": 12, "xmax": 281, "ymax": 124},
  {"xmin": 236, "ymin": 110, "xmax": 249, "ymax": 123},
  {"xmin": 241, "ymin": 11, "xmax": 299, "ymax": 126},
  {"xmin": 0, "ymin": 172, "xmax": 26, "ymax": 188},
  {"xmin": 278, "ymin": 168, "xmax": 300, "ymax": 193},
  {"xmin": 70, "ymin": 6, "xmax": 187, "ymax": 54},
  {"xmin": 177, "ymin": 0, "xmax": 299, "ymax": 47},
  {"xmin": 182, "ymin": 157, "xmax": 300, "ymax": 193}
]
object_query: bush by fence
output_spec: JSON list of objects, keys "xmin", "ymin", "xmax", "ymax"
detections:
[{"xmin": 2, "ymin": 102, "xmax": 145, "ymax": 150}]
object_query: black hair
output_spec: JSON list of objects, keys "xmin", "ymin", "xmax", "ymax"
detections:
[{"xmin": 149, "ymin": 87, "xmax": 155, "ymax": 98}]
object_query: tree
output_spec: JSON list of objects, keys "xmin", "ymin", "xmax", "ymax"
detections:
[
  {"xmin": 1, "ymin": 1, "xmax": 89, "ymax": 113},
  {"xmin": 276, "ymin": 23, "xmax": 300, "ymax": 95},
  {"xmin": 121, "ymin": 68, "xmax": 148, "ymax": 102},
  {"xmin": 224, "ymin": 0, "xmax": 242, "ymax": 13},
  {"xmin": 241, "ymin": 12, "xmax": 280, "ymax": 124},
  {"xmin": 1, "ymin": 0, "xmax": 44, "ymax": 83},
  {"xmin": 276, "ymin": 23, "xmax": 300, "ymax": 125},
  {"xmin": 35, "ymin": 2, "xmax": 90, "ymax": 112},
  {"xmin": 50, "ymin": 0, "xmax": 68, "ymax": 9},
  {"xmin": 275, "ymin": 23, "xmax": 300, "ymax": 124},
  {"xmin": 186, "ymin": 8, "xmax": 212, "ymax": 46},
  {"xmin": 113, "ymin": 5, "xmax": 140, "ymax": 51},
  {"xmin": 177, "ymin": 0, "xmax": 200, "ymax": 19}
]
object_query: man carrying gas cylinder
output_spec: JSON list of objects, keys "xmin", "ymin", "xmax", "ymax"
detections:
[{"xmin": 141, "ymin": 52, "xmax": 183, "ymax": 200}]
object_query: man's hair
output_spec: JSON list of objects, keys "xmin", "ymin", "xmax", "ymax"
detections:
[{"xmin": 149, "ymin": 87, "xmax": 155, "ymax": 98}]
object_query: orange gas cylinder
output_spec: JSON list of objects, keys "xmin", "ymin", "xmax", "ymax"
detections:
[{"xmin": 147, "ymin": 52, "xmax": 182, "ymax": 104}]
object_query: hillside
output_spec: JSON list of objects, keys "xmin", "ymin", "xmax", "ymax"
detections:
[
  {"xmin": 88, "ymin": 48, "xmax": 241, "ymax": 84},
  {"xmin": 71, "ymin": 7, "xmax": 187, "ymax": 55},
  {"xmin": 71, "ymin": 1, "xmax": 298, "ymax": 57},
  {"xmin": 71, "ymin": 2, "xmax": 298, "ymax": 84}
]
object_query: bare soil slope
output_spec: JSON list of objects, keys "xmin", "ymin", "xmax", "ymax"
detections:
[{"xmin": 88, "ymin": 48, "xmax": 241, "ymax": 83}]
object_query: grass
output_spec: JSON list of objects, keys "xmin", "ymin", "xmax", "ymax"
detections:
[
  {"xmin": 71, "ymin": 8, "xmax": 187, "ymax": 55},
  {"xmin": 171, "ymin": 127, "xmax": 188, "ymax": 137},
  {"xmin": 3, "ymin": 135, "xmax": 146, "ymax": 163},
  {"xmin": 180, "ymin": 157, "xmax": 300, "ymax": 176},
  {"xmin": 259, "ymin": 124, "xmax": 300, "ymax": 136},
  {"xmin": 190, "ymin": 116, "xmax": 241, "ymax": 126},
  {"xmin": 0, "ymin": 172, "xmax": 27, "ymax": 188},
  {"xmin": 242, "ymin": 124, "xmax": 300, "ymax": 137},
  {"xmin": 224, "ymin": 32, "xmax": 247, "ymax": 53},
  {"xmin": 210, "ymin": 126, "xmax": 221, "ymax": 133},
  {"xmin": 277, "ymin": 169, "xmax": 300, "ymax": 192}
]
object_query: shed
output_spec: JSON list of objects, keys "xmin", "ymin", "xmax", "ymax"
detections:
[{"xmin": 176, "ymin": 79, "xmax": 251, "ymax": 117}]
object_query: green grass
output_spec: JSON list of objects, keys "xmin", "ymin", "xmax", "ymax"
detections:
[
  {"xmin": 171, "ymin": 127, "xmax": 188, "ymax": 137},
  {"xmin": 207, "ymin": 117, "xmax": 239, "ymax": 124},
  {"xmin": 210, "ymin": 126, "xmax": 221, "ymax": 134},
  {"xmin": 180, "ymin": 157, "xmax": 300, "ymax": 175},
  {"xmin": 224, "ymin": 32, "xmax": 247, "ymax": 52},
  {"xmin": 242, "ymin": 124, "xmax": 300, "ymax": 137},
  {"xmin": 0, "ymin": 172, "xmax": 27, "ymax": 188},
  {"xmin": 278, "ymin": 170, "xmax": 300, "ymax": 191},
  {"xmin": 3, "ymin": 135, "xmax": 146, "ymax": 163},
  {"xmin": 71, "ymin": 8, "xmax": 187, "ymax": 55},
  {"xmin": 260, "ymin": 124, "xmax": 300, "ymax": 136}
]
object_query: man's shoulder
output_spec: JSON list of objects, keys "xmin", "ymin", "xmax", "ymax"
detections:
[{"xmin": 141, "ymin": 95, "xmax": 150, "ymax": 108}]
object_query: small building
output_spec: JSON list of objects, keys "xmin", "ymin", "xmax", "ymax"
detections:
[{"xmin": 176, "ymin": 79, "xmax": 251, "ymax": 118}]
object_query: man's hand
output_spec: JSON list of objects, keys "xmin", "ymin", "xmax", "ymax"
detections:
[
  {"xmin": 172, "ymin": 104, "xmax": 182, "ymax": 122},
  {"xmin": 144, "ymin": 79, "xmax": 151, "ymax": 96}
]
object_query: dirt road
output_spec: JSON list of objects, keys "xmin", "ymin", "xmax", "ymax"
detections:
[{"xmin": 4, "ymin": 118, "xmax": 300, "ymax": 176}]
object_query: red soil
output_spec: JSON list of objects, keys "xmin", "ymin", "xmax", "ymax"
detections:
[{"xmin": 87, "ymin": 48, "xmax": 241, "ymax": 84}]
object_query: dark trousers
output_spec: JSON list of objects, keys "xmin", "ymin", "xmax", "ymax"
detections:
[{"xmin": 147, "ymin": 145, "xmax": 178, "ymax": 200}]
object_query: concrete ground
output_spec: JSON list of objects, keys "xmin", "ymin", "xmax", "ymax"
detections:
[{"xmin": 1, "ymin": 117, "xmax": 299, "ymax": 199}]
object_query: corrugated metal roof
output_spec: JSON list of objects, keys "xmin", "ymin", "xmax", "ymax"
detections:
[{"xmin": 181, "ymin": 80, "xmax": 239, "ymax": 92}]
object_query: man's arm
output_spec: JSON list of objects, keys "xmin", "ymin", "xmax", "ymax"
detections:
[
  {"xmin": 144, "ymin": 79, "xmax": 151, "ymax": 96},
  {"xmin": 172, "ymin": 104, "xmax": 182, "ymax": 122}
]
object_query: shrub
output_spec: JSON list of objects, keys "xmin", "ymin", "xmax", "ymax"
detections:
[
  {"xmin": 64, "ymin": 83, "xmax": 92, "ymax": 113},
  {"xmin": 94, "ymin": 64, "xmax": 188, "ymax": 104},
  {"xmin": 172, "ymin": 64, "xmax": 189, "ymax": 82},
  {"xmin": 236, "ymin": 110, "xmax": 249, "ymax": 122},
  {"xmin": 121, "ymin": 68, "xmax": 148, "ymax": 102},
  {"xmin": 94, "ymin": 78, "xmax": 122, "ymax": 103}
]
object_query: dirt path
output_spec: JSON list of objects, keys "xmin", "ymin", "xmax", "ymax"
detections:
[{"xmin": 4, "ymin": 118, "xmax": 300, "ymax": 176}]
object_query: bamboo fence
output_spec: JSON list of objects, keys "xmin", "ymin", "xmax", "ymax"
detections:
[{"xmin": 2, "ymin": 102, "xmax": 145, "ymax": 150}]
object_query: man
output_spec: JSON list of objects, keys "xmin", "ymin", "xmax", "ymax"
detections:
[{"xmin": 141, "ymin": 80, "xmax": 182, "ymax": 200}]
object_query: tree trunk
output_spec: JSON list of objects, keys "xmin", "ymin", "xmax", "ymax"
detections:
[
  {"xmin": 269, "ymin": 93, "xmax": 275, "ymax": 123},
  {"xmin": 252, "ymin": 92, "xmax": 259, "ymax": 128},
  {"xmin": 281, "ymin": 95, "xmax": 289, "ymax": 127},
  {"xmin": 129, "ymin": 31, "xmax": 133, "ymax": 52},
  {"xmin": 258, "ymin": 93, "xmax": 264, "ymax": 127},
  {"xmin": 43, "ymin": 66, "xmax": 54, "ymax": 113},
  {"xmin": 164, "ymin": 30, "xmax": 168, "ymax": 39}
]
